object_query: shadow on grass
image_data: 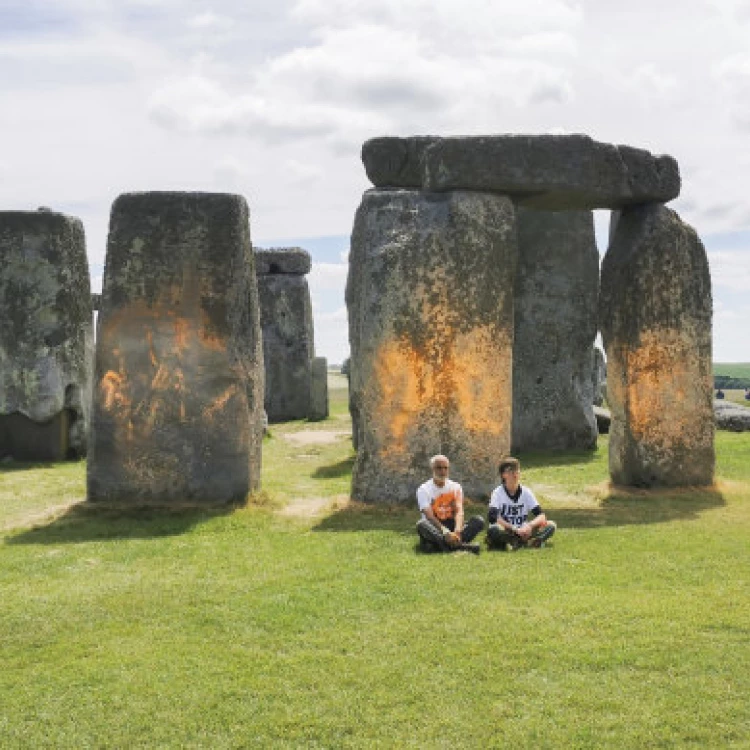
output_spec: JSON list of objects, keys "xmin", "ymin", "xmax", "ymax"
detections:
[
  {"xmin": 515, "ymin": 448, "xmax": 600, "ymax": 468},
  {"xmin": 4, "ymin": 502, "xmax": 235, "ymax": 546},
  {"xmin": 312, "ymin": 455, "xmax": 355, "ymax": 480},
  {"xmin": 554, "ymin": 486, "xmax": 726, "ymax": 529},
  {"xmin": 0, "ymin": 459, "xmax": 76, "ymax": 472},
  {"xmin": 312, "ymin": 489, "xmax": 726, "ymax": 534}
]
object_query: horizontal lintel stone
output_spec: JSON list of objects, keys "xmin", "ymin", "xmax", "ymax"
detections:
[
  {"xmin": 361, "ymin": 134, "xmax": 680, "ymax": 211},
  {"xmin": 255, "ymin": 247, "xmax": 312, "ymax": 275}
]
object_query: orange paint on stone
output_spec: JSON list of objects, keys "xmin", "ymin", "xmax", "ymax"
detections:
[
  {"xmin": 370, "ymin": 324, "xmax": 511, "ymax": 457},
  {"xmin": 622, "ymin": 328, "xmax": 711, "ymax": 448},
  {"xmin": 97, "ymin": 294, "xmax": 237, "ymax": 449},
  {"xmin": 453, "ymin": 326, "xmax": 511, "ymax": 436}
]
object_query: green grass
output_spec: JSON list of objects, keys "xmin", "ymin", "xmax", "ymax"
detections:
[
  {"xmin": 1, "ymin": 379, "xmax": 749, "ymax": 748},
  {"xmin": 714, "ymin": 363, "xmax": 750, "ymax": 379}
]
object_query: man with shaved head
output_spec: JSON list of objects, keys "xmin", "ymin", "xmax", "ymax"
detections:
[{"xmin": 415, "ymin": 454, "xmax": 484, "ymax": 554}]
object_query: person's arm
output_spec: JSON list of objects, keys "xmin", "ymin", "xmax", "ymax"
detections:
[
  {"xmin": 453, "ymin": 487, "xmax": 464, "ymax": 535},
  {"xmin": 422, "ymin": 504, "xmax": 445, "ymax": 533},
  {"xmin": 517, "ymin": 506, "xmax": 546, "ymax": 540}
]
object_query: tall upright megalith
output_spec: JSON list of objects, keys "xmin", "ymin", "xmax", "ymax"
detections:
[
  {"xmin": 512, "ymin": 208, "xmax": 599, "ymax": 451},
  {"xmin": 309, "ymin": 356, "xmax": 329, "ymax": 421},
  {"xmin": 256, "ymin": 247, "xmax": 315, "ymax": 422},
  {"xmin": 600, "ymin": 204, "xmax": 714, "ymax": 486},
  {"xmin": 88, "ymin": 192, "xmax": 264, "ymax": 504},
  {"xmin": 0, "ymin": 209, "xmax": 92, "ymax": 460},
  {"xmin": 347, "ymin": 189, "xmax": 517, "ymax": 502}
]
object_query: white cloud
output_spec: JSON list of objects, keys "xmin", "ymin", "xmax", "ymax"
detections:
[
  {"xmin": 186, "ymin": 11, "xmax": 233, "ymax": 30},
  {"xmin": 309, "ymin": 262, "xmax": 348, "ymax": 293},
  {"xmin": 715, "ymin": 55, "xmax": 750, "ymax": 130},
  {"xmin": 707, "ymin": 249, "xmax": 750, "ymax": 293}
]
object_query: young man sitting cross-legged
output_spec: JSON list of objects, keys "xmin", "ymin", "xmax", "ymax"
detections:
[
  {"xmin": 486, "ymin": 457, "xmax": 556, "ymax": 550},
  {"xmin": 416, "ymin": 454, "xmax": 485, "ymax": 555}
]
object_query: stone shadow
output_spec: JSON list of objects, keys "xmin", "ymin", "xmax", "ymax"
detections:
[
  {"xmin": 312, "ymin": 455, "xmax": 355, "ymax": 480},
  {"xmin": 4, "ymin": 502, "xmax": 235, "ymax": 546},
  {"xmin": 552, "ymin": 486, "xmax": 725, "ymax": 530},
  {"xmin": 312, "ymin": 488, "xmax": 725, "ymax": 535}
]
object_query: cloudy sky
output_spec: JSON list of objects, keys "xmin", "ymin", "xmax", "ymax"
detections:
[{"xmin": 2, "ymin": 0, "xmax": 749, "ymax": 364}]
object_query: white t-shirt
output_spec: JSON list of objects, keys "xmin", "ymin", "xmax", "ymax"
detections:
[
  {"xmin": 488, "ymin": 484, "xmax": 540, "ymax": 528},
  {"xmin": 416, "ymin": 478, "xmax": 463, "ymax": 520}
]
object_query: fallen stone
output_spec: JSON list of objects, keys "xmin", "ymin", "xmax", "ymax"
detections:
[
  {"xmin": 309, "ymin": 356, "xmax": 329, "ymax": 421},
  {"xmin": 600, "ymin": 204, "xmax": 714, "ymax": 487},
  {"xmin": 0, "ymin": 209, "xmax": 93, "ymax": 460},
  {"xmin": 88, "ymin": 191, "xmax": 264, "ymax": 504},
  {"xmin": 593, "ymin": 405, "xmax": 611, "ymax": 434},
  {"xmin": 512, "ymin": 208, "xmax": 599, "ymax": 452},
  {"xmin": 714, "ymin": 401, "xmax": 750, "ymax": 431},
  {"xmin": 347, "ymin": 188, "xmax": 517, "ymax": 502}
]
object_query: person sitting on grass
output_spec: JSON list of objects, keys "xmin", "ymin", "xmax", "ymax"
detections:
[
  {"xmin": 486, "ymin": 457, "xmax": 556, "ymax": 550},
  {"xmin": 416, "ymin": 454, "xmax": 485, "ymax": 555}
]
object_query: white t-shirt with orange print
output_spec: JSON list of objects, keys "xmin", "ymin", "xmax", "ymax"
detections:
[{"xmin": 416, "ymin": 478, "xmax": 463, "ymax": 522}]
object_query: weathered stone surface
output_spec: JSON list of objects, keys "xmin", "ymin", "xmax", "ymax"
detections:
[
  {"xmin": 347, "ymin": 188, "xmax": 517, "ymax": 502},
  {"xmin": 600, "ymin": 204, "xmax": 714, "ymax": 487},
  {"xmin": 593, "ymin": 405, "xmax": 611, "ymax": 434},
  {"xmin": 361, "ymin": 136, "xmax": 440, "ymax": 188},
  {"xmin": 258, "ymin": 273, "xmax": 314, "ymax": 422},
  {"xmin": 363, "ymin": 134, "xmax": 679, "ymax": 210},
  {"xmin": 592, "ymin": 346, "xmax": 607, "ymax": 407},
  {"xmin": 714, "ymin": 401, "xmax": 750, "ymax": 431},
  {"xmin": 0, "ymin": 209, "xmax": 93, "ymax": 460},
  {"xmin": 309, "ymin": 356, "xmax": 329, "ymax": 421},
  {"xmin": 88, "ymin": 192, "xmax": 264, "ymax": 504},
  {"xmin": 255, "ymin": 247, "xmax": 311, "ymax": 275},
  {"xmin": 512, "ymin": 208, "xmax": 599, "ymax": 452}
]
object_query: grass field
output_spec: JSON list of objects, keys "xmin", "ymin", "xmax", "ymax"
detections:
[
  {"xmin": 714, "ymin": 363, "xmax": 750, "ymax": 379},
  {"xmin": 1, "ymin": 375, "xmax": 749, "ymax": 748}
]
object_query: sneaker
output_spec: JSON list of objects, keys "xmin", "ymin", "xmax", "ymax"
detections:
[
  {"xmin": 462, "ymin": 543, "xmax": 481, "ymax": 556},
  {"xmin": 530, "ymin": 525, "xmax": 555, "ymax": 548}
]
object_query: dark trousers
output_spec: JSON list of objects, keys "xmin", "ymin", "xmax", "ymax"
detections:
[{"xmin": 416, "ymin": 515, "xmax": 485, "ymax": 552}]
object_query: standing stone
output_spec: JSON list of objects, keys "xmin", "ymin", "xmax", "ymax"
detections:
[
  {"xmin": 592, "ymin": 346, "xmax": 607, "ymax": 407},
  {"xmin": 88, "ymin": 192, "xmax": 264, "ymax": 504},
  {"xmin": 309, "ymin": 356, "xmax": 329, "ymax": 421},
  {"xmin": 600, "ymin": 204, "xmax": 714, "ymax": 487},
  {"xmin": 347, "ymin": 189, "xmax": 518, "ymax": 502},
  {"xmin": 0, "ymin": 209, "xmax": 92, "ymax": 460},
  {"xmin": 256, "ymin": 248, "xmax": 314, "ymax": 422},
  {"xmin": 512, "ymin": 208, "xmax": 599, "ymax": 451}
]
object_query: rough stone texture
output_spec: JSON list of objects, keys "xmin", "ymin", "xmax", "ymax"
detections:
[
  {"xmin": 361, "ymin": 136, "xmax": 440, "ymax": 188},
  {"xmin": 592, "ymin": 346, "xmax": 607, "ymax": 407},
  {"xmin": 593, "ymin": 405, "xmax": 611, "ymax": 434},
  {"xmin": 257, "ymin": 271, "xmax": 314, "ymax": 422},
  {"xmin": 0, "ymin": 209, "xmax": 93, "ymax": 460},
  {"xmin": 255, "ymin": 246, "xmax": 312, "ymax": 275},
  {"xmin": 600, "ymin": 204, "xmax": 714, "ymax": 487},
  {"xmin": 309, "ymin": 356, "xmax": 329, "ymax": 421},
  {"xmin": 714, "ymin": 401, "xmax": 750, "ymax": 432},
  {"xmin": 512, "ymin": 208, "xmax": 599, "ymax": 452},
  {"xmin": 347, "ymin": 188, "xmax": 517, "ymax": 502},
  {"xmin": 88, "ymin": 192, "xmax": 264, "ymax": 504},
  {"xmin": 364, "ymin": 134, "xmax": 679, "ymax": 210}
]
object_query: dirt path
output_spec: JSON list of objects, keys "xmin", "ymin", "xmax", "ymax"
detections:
[
  {"xmin": 277, "ymin": 493, "xmax": 350, "ymax": 518},
  {"xmin": 281, "ymin": 429, "xmax": 350, "ymax": 446}
]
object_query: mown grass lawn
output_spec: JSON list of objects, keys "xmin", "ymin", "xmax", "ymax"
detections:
[{"xmin": 1, "ymin": 375, "xmax": 749, "ymax": 748}]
